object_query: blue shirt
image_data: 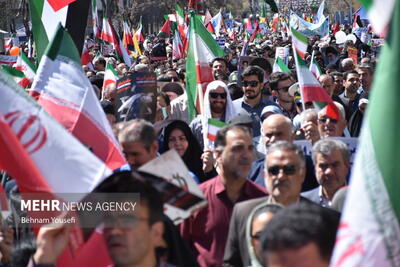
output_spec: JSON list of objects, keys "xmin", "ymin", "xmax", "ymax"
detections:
[{"xmin": 233, "ymin": 97, "xmax": 277, "ymax": 137}]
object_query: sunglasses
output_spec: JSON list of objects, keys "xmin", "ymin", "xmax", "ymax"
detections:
[
  {"xmin": 209, "ymin": 92, "xmax": 227, "ymax": 99},
  {"xmin": 318, "ymin": 117, "xmax": 338, "ymax": 124},
  {"xmin": 267, "ymin": 164, "xmax": 297, "ymax": 176},
  {"xmin": 243, "ymin": 80, "xmax": 259, "ymax": 87}
]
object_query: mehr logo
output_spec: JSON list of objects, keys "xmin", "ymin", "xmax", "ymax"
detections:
[{"xmin": 5, "ymin": 111, "xmax": 47, "ymax": 154}]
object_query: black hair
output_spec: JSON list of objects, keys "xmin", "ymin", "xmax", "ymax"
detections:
[
  {"xmin": 210, "ymin": 57, "xmax": 228, "ymax": 68},
  {"xmin": 215, "ymin": 125, "xmax": 251, "ymax": 149},
  {"xmin": 250, "ymin": 57, "xmax": 273, "ymax": 75},
  {"xmin": 343, "ymin": 69, "xmax": 359, "ymax": 81},
  {"xmin": 261, "ymin": 202, "xmax": 340, "ymax": 262},
  {"xmin": 11, "ymin": 235, "xmax": 37, "ymax": 267},
  {"xmin": 269, "ymin": 72, "xmax": 293, "ymax": 91},
  {"xmin": 241, "ymin": 65, "xmax": 264, "ymax": 83}
]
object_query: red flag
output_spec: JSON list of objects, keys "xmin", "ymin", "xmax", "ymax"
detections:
[
  {"xmin": 158, "ymin": 19, "xmax": 171, "ymax": 38},
  {"xmin": 206, "ymin": 22, "xmax": 215, "ymax": 33}
]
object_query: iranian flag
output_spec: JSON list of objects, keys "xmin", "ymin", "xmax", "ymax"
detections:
[
  {"xmin": 91, "ymin": 0, "xmax": 100, "ymax": 40},
  {"xmin": 13, "ymin": 51, "xmax": 37, "ymax": 87},
  {"xmin": 273, "ymin": 57, "xmax": 291, "ymax": 73},
  {"xmin": 293, "ymin": 49, "xmax": 339, "ymax": 120},
  {"xmin": 81, "ymin": 38, "xmax": 94, "ymax": 70},
  {"xmin": 331, "ymin": 2, "xmax": 400, "ymax": 266},
  {"xmin": 172, "ymin": 29, "xmax": 184, "ymax": 60},
  {"xmin": 0, "ymin": 66, "xmax": 30, "ymax": 88},
  {"xmin": 30, "ymin": 25, "xmax": 126, "ymax": 170},
  {"xmin": 29, "ymin": 0, "xmax": 90, "ymax": 61},
  {"xmin": 291, "ymin": 27, "xmax": 308, "ymax": 59},
  {"xmin": 309, "ymin": 52, "xmax": 323, "ymax": 78},
  {"xmin": 100, "ymin": 17, "xmax": 131, "ymax": 66},
  {"xmin": 122, "ymin": 20, "xmax": 134, "ymax": 53},
  {"xmin": 186, "ymin": 11, "xmax": 225, "ymax": 121},
  {"xmin": 135, "ymin": 16, "xmax": 144, "ymax": 43},
  {"xmin": 103, "ymin": 62, "xmax": 119, "ymax": 89},
  {"xmin": 359, "ymin": 0, "xmax": 395, "ymax": 37},
  {"xmin": 0, "ymin": 62, "xmax": 111, "ymax": 195},
  {"xmin": 176, "ymin": 4, "xmax": 188, "ymax": 51},
  {"xmin": 207, "ymin": 119, "xmax": 227, "ymax": 142},
  {"xmin": 158, "ymin": 19, "xmax": 171, "ymax": 38}
]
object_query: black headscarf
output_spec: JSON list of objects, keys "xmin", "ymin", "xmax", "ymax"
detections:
[{"xmin": 161, "ymin": 120, "xmax": 206, "ymax": 182}]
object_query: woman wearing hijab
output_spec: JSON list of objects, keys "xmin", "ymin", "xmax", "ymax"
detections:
[{"xmin": 161, "ymin": 120, "xmax": 208, "ymax": 182}]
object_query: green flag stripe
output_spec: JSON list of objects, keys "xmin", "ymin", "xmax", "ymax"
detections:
[
  {"xmin": 294, "ymin": 50, "xmax": 307, "ymax": 67},
  {"xmin": 1, "ymin": 66, "xmax": 25, "ymax": 78},
  {"xmin": 277, "ymin": 57, "xmax": 290, "ymax": 72},
  {"xmin": 29, "ymin": 0, "xmax": 48, "ymax": 62},
  {"xmin": 291, "ymin": 27, "xmax": 308, "ymax": 44},
  {"xmin": 368, "ymin": 0, "xmax": 400, "ymax": 221},
  {"xmin": 359, "ymin": 0, "xmax": 373, "ymax": 10},
  {"xmin": 45, "ymin": 24, "xmax": 81, "ymax": 64},
  {"xmin": 208, "ymin": 118, "xmax": 228, "ymax": 128},
  {"xmin": 21, "ymin": 51, "xmax": 37, "ymax": 72}
]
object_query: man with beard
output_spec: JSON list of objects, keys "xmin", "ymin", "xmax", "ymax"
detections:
[
  {"xmin": 233, "ymin": 66, "xmax": 276, "ymax": 138},
  {"xmin": 190, "ymin": 81, "xmax": 236, "ymax": 150},
  {"xmin": 269, "ymin": 72, "xmax": 297, "ymax": 121},
  {"xmin": 223, "ymin": 141, "xmax": 311, "ymax": 267},
  {"xmin": 210, "ymin": 57, "xmax": 229, "ymax": 79},
  {"xmin": 181, "ymin": 125, "xmax": 267, "ymax": 267},
  {"xmin": 339, "ymin": 70, "xmax": 361, "ymax": 120}
]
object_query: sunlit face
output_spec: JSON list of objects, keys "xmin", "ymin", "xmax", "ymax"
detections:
[
  {"xmin": 209, "ymin": 86, "xmax": 227, "ymax": 115},
  {"xmin": 212, "ymin": 60, "xmax": 228, "ymax": 76},
  {"xmin": 276, "ymin": 79, "xmax": 295, "ymax": 103},
  {"xmin": 120, "ymin": 141, "xmax": 158, "ymax": 169},
  {"xmin": 168, "ymin": 129, "xmax": 189, "ymax": 157},
  {"xmin": 243, "ymin": 75, "xmax": 263, "ymax": 100},
  {"xmin": 343, "ymin": 73, "xmax": 360, "ymax": 95},
  {"xmin": 315, "ymin": 149, "xmax": 348, "ymax": 194}
]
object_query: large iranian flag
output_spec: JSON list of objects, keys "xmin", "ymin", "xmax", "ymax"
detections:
[
  {"xmin": 29, "ymin": 0, "xmax": 90, "ymax": 61},
  {"xmin": 293, "ymin": 49, "xmax": 339, "ymax": 120},
  {"xmin": 330, "ymin": 1, "xmax": 400, "ymax": 266},
  {"xmin": 0, "ymin": 63, "xmax": 111, "ymax": 195},
  {"xmin": 30, "ymin": 25, "xmax": 126, "ymax": 170},
  {"xmin": 186, "ymin": 11, "xmax": 225, "ymax": 121}
]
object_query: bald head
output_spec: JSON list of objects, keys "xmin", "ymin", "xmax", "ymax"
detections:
[
  {"xmin": 262, "ymin": 114, "xmax": 294, "ymax": 148},
  {"xmin": 318, "ymin": 74, "xmax": 335, "ymax": 97}
]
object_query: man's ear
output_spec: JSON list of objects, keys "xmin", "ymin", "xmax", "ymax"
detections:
[
  {"xmin": 150, "ymin": 221, "xmax": 165, "ymax": 247},
  {"xmin": 150, "ymin": 141, "xmax": 159, "ymax": 156}
]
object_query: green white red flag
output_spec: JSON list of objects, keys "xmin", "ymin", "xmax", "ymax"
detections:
[
  {"xmin": 0, "ymin": 65, "xmax": 30, "ymax": 88},
  {"xmin": 186, "ymin": 11, "xmax": 225, "ymax": 121},
  {"xmin": 207, "ymin": 119, "xmax": 227, "ymax": 142},
  {"xmin": 172, "ymin": 29, "xmax": 184, "ymax": 60},
  {"xmin": 331, "ymin": 1, "xmax": 400, "ymax": 266},
  {"xmin": 103, "ymin": 62, "xmax": 119, "ymax": 89},
  {"xmin": 91, "ymin": 0, "xmax": 100, "ymax": 40},
  {"xmin": 135, "ymin": 16, "xmax": 144, "ymax": 43},
  {"xmin": 13, "ymin": 52, "xmax": 37, "ymax": 87},
  {"xmin": 30, "ymin": 24, "xmax": 126, "ymax": 170},
  {"xmin": 273, "ymin": 57, "xmax": 291, "ymax": 73},
  {"xmin": 291, "ymin": 27, "xmax": 308, "ymax": 59},
  {"xmin": 309, "ymin": 51, "xmax": 323, "ymax": 78},
  {"xmin": 293, "ymin": 49, "xmax": 339, "ymax": 120}
]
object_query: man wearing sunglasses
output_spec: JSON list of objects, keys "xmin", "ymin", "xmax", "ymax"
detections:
[
  {"xmin": 233, "ymin": 66, "xmax": 277, "ymax": 138},
  {"xmin": 224, "ymin": 141, "xmax": 310, "ymax": 267},
  {"xmin": 190, "ymin": 81, "xmax": 236, "ymax": 150},
  {"xmin": 317, "ymin": 102, "xmax": 348, "ymax": 139},
  {"xmin": 269, "ymin": 72, "xmax": 297, "ymax": 121}
]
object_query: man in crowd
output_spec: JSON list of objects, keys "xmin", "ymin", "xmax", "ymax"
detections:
[
  {"xmin": 224, "ymin": 141, "xmax": 310, "ymax": 266},
  {"xmin": 339, "ymin": 70, "xmax": 362, "ymax": 120},
  {"xmin": 269, "ymin": 72, "xmax": 297, "ymax": 120},
  {"xmin": 118, "ymin": 119, "xmax": 158, "ymax": 170},
  {"xmin": 211, "ymin": 57, "xmax": 230, "ymax": 80},
  {"xmin": 261, "ymin": 202, "xmax": 340, "ymax": 267},
  {"xmin": 356, "ymin": 63, "xmax": 374, "ymax": 94},
  {"xmin": 233, "ymin": 66, "xmax": 276, "ymax": 137},
  {"xmin": 317, "ymin": 102, "xmax": 347, "ymax": 139},
  {"xmin": 181, "ymin": 125, "xmax": 266, "ymax": 267},
  {"xmin": 302, "ymin": 139, "xmax": 349, "ymax": 207},
  {"xmin": 190, "ymin": 80, "xmax": 236, "ymax": 149}
]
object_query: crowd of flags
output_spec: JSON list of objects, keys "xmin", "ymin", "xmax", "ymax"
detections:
[{"xmin": 0, "ymin": 0, "xmax": 399, "ymax": 266}]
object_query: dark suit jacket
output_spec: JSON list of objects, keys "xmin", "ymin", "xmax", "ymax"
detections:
[
  {"xmin": 223, "ymin": 196, "xmax": 314, "ymax": 267},
  {"xmin": 301, "ymin": 187, "xmax": 320, "ymax": 205}
]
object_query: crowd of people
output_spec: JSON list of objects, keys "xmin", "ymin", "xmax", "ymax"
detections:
[{"xmin": 0, "ymin": 8, "xmax": 380, "ymax": 267}]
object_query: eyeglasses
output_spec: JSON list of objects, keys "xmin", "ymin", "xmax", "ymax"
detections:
[
  {"xmin": 318, "ymin": 117, "xmax": 338, "ymax": 124},
  {"xmin": 209, "ymin": 92, "xmax": 227, "ymax": 99},
  {"xmin": 277, "ymin": 86, "xmax": 290, "ymax": 92},
  {"xmin": 243, "ymin": 80, "xmax": 259, "ymax": 87},
  {"xmin": 267, "ymin": 164, "xmax": 297, "ymax": 176}
]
